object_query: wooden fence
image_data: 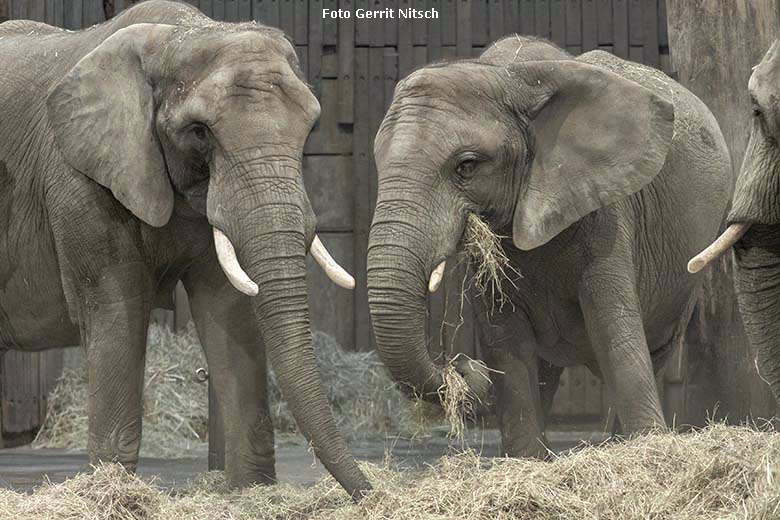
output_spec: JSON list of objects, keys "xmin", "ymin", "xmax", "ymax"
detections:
[{"xmin": 0, "ymin": 0, "xmax": 672, "ymax": 435}]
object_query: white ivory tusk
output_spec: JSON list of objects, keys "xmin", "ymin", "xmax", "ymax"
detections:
[
  {"xmin": 428, "ymin": 260, "xmax": 446, "ymax": 293},
  {"xmin": 213, "ymin": 228, "xmax": 259, "ymax": 296},
  {"xmin": 311, "ymin": 235, "xmax": 355, "ymax": 289},
  {"xmin": 687, "ymin": 223, "xmax": 751, "ymax": 274}
]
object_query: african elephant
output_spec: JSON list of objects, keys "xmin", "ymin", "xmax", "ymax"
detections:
[
  {"xmin": 690, "ymin": 40, "xmax": 780, "ymax": 406},
  {"xmin": 0, "ymin": 0, "xmax": 370, "ymax": 497},
  {"xmin": 366, "ymin": 35, "xmax": 732, "ymax": 456}
]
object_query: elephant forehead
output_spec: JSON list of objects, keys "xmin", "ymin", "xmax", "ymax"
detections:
[
  {"xmin": 217, "ymin": 30, "xmax": 295, "ymax": 60},
  {"xmin": 395, "ymin": 63, "xmax": 503, "ymax": 105},
  {"xmin": 193, "ymin": 57, "xmax": 311, "ymax": 104},
  {"xmin": 751, "ymin": 40, "xmax": 780, "ymax": 105}
]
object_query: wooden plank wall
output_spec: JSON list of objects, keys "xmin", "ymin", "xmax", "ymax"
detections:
[
  {"xmin": 2, "ymin": 0, "xmax": 670, "ymax": 426},
  {"xmin": 0, "ymin": 350, "xmax": 63, "ymax": 442}
]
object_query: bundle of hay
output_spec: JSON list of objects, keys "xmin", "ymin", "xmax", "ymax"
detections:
[
  {"xmin": 462, "ymin": 212, "xmax": 521, "ymax": 312},
  {"xmin": 7, "ymin": 425, "xmax": 780, "ymax": 519}
]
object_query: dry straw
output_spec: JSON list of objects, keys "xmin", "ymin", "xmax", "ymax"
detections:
[
  {"xmin": 462, "ymin": 213, "xmax": 521, "ymax": 312},
  {"xmin": 440, "ymin": 360, "xmax": 476, "ymax": 442},
  {"xmin": 5, "ymin": 424, "xmax": 780, "ymax": 519}
]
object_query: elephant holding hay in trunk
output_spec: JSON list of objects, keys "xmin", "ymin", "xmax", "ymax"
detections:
[
  {"xmin": 0, "ymin": 0, "xmax": 371, "ymax": 498},
  {"xmin": 690, "ymin": 40, "xmax": 780, "ymax": 407},
  {"xmin": 366, "ymin": 35, "xmax": 732, "ymax": 456}
]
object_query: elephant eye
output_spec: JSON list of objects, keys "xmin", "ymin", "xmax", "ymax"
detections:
[
  {"xmin": 191, "ymin": 123, "xmax": 209, "ymax": 141},
  {"xmin": 456, "ymin": 159, "xmax": 478, "ymax": 178}
]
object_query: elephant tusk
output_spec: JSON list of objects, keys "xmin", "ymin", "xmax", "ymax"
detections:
[
  {"xmin": 213, "ymin": 228, "xmax": 259, "ymax": 296},
  {"xmin": 429, "ymin": 260, "xmax": 446, "ymax": 293},
  {"xmin": 687, "ymin": 223, "xmax": 751, "ymax": 274},
  {"xmin": 311, "ymin": 235, "xmax": 355, "ymax": 289}
]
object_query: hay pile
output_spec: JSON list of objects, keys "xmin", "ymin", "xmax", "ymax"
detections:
[
  {"xmin": 6, "ymin": 425, "xmax": 780, "ymax": 519},
  {"xmin": 33, "ymin": 325, "xmax": 420, "ymax": 457},
  {"xmin": 34, "ymin": 325, "xmax": 209, "ymax": 458}
]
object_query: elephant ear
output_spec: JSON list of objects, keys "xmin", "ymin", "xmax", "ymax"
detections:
[
  {"xmin": 47, "ymin": 24, "xmax": 176, "ymax": 227},
  {"xmin": 509, "ymin": 60, "xmax": 675, "ymax": 250}
]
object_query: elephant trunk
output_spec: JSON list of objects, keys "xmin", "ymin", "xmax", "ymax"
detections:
[
  {"xmin": 244, "ymin": 229, "xmax": 370, "ymax": 498},
  {"xmin": 734, "ymin": 225, "xmax": 780, "ymax": 402},
  {"xmin": 208, "ymin": 161, "xmax": 370, "ymax": 499},
  {"xmin": 367, "ymin": 188, "xmax": 494, "ymax": 405},
  {"xmin": 367, "ymin": 235, "xmax": 444, "ymax": 401}
]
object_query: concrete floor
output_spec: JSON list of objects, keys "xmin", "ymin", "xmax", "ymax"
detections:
[{"xmin": 0, "ymin": 429, "xmax": 607, "ymax": 493}]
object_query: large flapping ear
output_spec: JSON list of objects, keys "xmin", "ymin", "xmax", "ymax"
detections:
[
  {"xmin": 509, "ymin": 60, "xmax": 675, "ymax": 250},
  {"xmin": 47, "ymin": 24, "xmax": 177, "ymax": 227}
]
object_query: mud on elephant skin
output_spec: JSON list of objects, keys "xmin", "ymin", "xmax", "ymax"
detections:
[
  {"xmin": 691, "ymin": 39, "xmax": 780, "ymax": 407},
  {"xmin": 366, "ymin": 35, "xmax": 732, "ymax": 458},
  {"xmin": 0, "ymin": 0, "xmax": 370, "ymax": 498}
]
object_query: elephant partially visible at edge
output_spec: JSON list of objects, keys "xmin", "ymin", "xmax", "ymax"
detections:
[
  {"xmin": 0, "ymin": 0, "xmax": 370, "ymax": 497},
  {"xmin": 691, "ymin": 40, "xmax": 780, "ymax": 408},
  {"xmin": 366, "ymin": 35, "xmax": 732, "ymax": 456}
]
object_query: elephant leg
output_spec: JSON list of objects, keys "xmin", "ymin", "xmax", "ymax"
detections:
[
  {"xmin": 183, "ymin": 260, "xmax": 275, "ymax": 488},
  {"xmin": 579, "ymin": 270, "xmax": 665, "ymax": 435},
  {"xmin": 474, "ymin": 301, "xmax": 548, "ymax": 458},
  {"xmin": 82, "ymin": 262, "xmax": 152, "ymax": 471},
  {"xmin": 538, "ymin": 358, "xmax": 564, "ymax": 418},
  {"xmin": 491, "ymin": 351, "xmax": 549, "ymax": 458}
]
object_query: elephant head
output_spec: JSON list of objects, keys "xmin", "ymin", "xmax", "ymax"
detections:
[
  {"xmin": 45, "ymin": 23, "xmax": 369, "ymax": 497},
  {"xmin": 689, "ymin": 40, "xmax": 780, "ymax": 403},
  {"xmin": 367, "ymin": 59, "xmax": 673, "ymax": 403}
]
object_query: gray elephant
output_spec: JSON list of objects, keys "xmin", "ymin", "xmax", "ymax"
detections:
[
  {"xmin": 0, "ymin": 0, "xmax": 370, "ymax": 497},
  {"xmin": 366, "ymin": 35, "xmax": 732, "ymax": 456},
  {"xmin": 690, "ymin": 40, "xmax": 780, "ymax": 407}
]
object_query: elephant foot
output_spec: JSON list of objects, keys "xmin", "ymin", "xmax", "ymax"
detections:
[
  {"xmin": 225, "ymin": 445, "xmax": 276, "ymax": 489},
  {"xmin": 88, "ymin": 429, "xmax": 142, "ymax": 474},
  {"xmin": 226, "ymin": 466, "xmax": 277, "ymax": 489},
  {"xmin": 501, "ymin": 433, "xmax": 550, "ymax": 460}
]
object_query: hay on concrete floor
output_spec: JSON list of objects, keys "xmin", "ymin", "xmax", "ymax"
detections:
[
  {"xmin": 33, "ymin": 325, "xmax": 427, "ymax": 457},
  {"xmin": 6, "ymin": 424, "xmax": 780, "ymax": 519}
]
